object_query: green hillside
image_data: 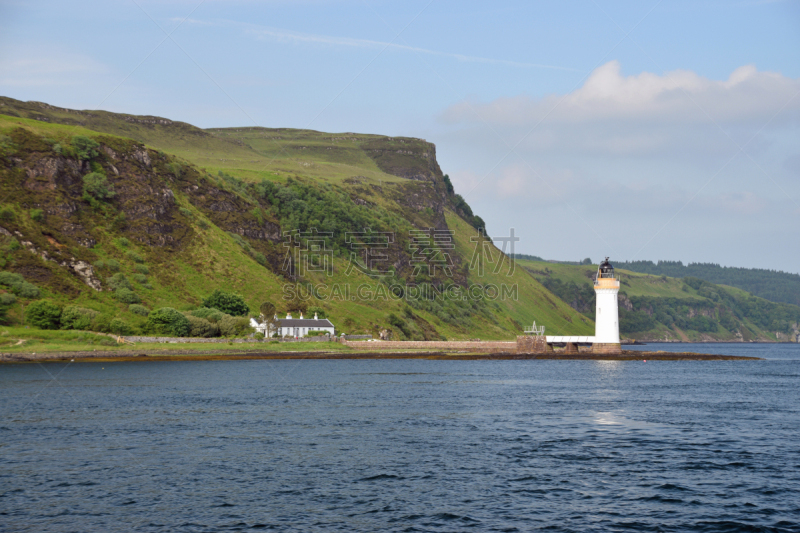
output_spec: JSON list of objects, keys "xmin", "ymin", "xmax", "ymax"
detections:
[
  {"xmin": 0, "ymin": 98, "xmax": 587, "ymax": 340},
  {"xmin": 613, "ymin": 260, "xmax": 800, "ymax": 307},
  {"xmin": 517, "ymin": 259, "xmax": 800, "ymax": 342}
]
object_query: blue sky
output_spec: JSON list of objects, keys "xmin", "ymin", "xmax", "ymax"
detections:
[{"xmin": 1, "ymin": 0, "xmax": 799, "ymax": 271}]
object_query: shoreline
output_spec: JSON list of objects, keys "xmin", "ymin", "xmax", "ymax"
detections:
[{"xmin": 0, "ymin": 349, "xmax": 761, "ymax": 363}]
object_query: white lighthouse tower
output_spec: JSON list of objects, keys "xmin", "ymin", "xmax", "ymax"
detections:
[{"xmin": 593, "ymin": 257, "xmax": 621, "ymax": 354}]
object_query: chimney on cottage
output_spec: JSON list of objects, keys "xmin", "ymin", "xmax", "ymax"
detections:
[
  {"xmin": 314, "ymin": 312, "xmax": 318, "ymax": 320},
  {"xmin": 299, "ymin": 312, "xmax": 304, "ymax": 319},
  {"xmin": 286, "ymin": 312, "xmax": 292, "ymax": 319}
]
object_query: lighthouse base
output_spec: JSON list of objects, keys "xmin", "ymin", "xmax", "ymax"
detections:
[{"xmin": 592, "ymin": 343, "xmax": 621, "ymax": 355}]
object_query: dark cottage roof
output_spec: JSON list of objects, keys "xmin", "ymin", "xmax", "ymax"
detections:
[{"xmin": 277, "ymin": 319, "xmax": 334, "ymax": 328}]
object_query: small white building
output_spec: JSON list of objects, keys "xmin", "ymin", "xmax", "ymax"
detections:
[{"xmin": 251, "ymin": 312, "xmax": 335, "ymax": 338}]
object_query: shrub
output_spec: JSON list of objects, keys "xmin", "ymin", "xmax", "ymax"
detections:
[
  {"xmin": 126, "ymin": 250, "xmax": 144, "ymax": 263},
  {"xmin": 186, "ymin": 315, "xmax": 220, "ymax": 337},
  {"xmin": 128, "ymin": 304, "xmax": 150, "ymax": 316},
  {"xmin": 252, "ymin": 251, "xmax": 266, "ymax": 266},
  {"xmin": 132, "ymin": 273, "xmax": 148, "ymax": 284},
  {"xmin": 96, "ymin": 259, "xmax": 123, "ymax": 273},
  {"xmin": 82, "ymin": 172, "xmax": 115, "ymax": 201},
  {"xmin": 72, "ymin": 135, "xmax": 100, "ymax": 160},
  {"xmin": 0, "ymin": 272, "xmax": 23, "ymax": 287},
  {"xmin": 30, "ymin": 209, "xmax": 44, "ymax": 222},
  {"xmin": 134, "ymin": 264, "xmax": 149, "ymax": 275},
  {"xmin": 0, "ymin": 293, "xmax": 16, "ymax": 323},
  {"xmin": 109, "ymin": 318, "xmax": 133, "ymax": 335},
  {"xmin": 0, "ymin": 134, "xmax": 16, "ymax": 159},
  {"xmin": 115, "ymin": 237, "xmax": 130, "ymax": 247},
  {"xmin": 105, "ymin": 259, "xmax": 121, "ymax": 272},
  {"xmin": 168, "ymin": 162, "xmax": 182, "ymax": 178},
  {"xmin": 179, "ymin": 207, "xmax": 193, "ymax": 218},
  {"xmin": 202, "ymin": 289, "xmax": 249, "ymax": 316},
  {"xmin": 25, "ymin": 300, "xmax": 62, "ymax": 329},
  {"xmin": 14, "ymin": 281, "xmax": 40, "ymax": 299},
  {"xmin": 0, "ymin": 272, "xmax": 40, "ymax": 299},
  {"xmin": 146, "ymin": 307, "xmax": 191, "ymax": 337},
  {"xmin": 60, "ymin": 306, "xmax": 99, "ymax": 330},
  {"xmin": 218, "ymin": 315, "xmax": 253, "ymax": 337},
  {"xmin": 115, "ymin": 288, "xmax": 141, "ymax": 304},
  {"xmin": 387, "ymin": 313, "xmax": 410, "ymax": 337},
  {"xmin": 91, "ymin": 314, "xmax": 113, "ymax": 333},
  {"xmin": 106, "ymin": 273, "xmax": 131, "ymax": 291},
  {"xmin": 191, "ymin": 307, "xmax": 226, "ymax": 323},
  {"xmin": 0, "ymin": 207, "xmax": 14, "ymax": 221},
  {"xmin": 307, "ymin": 306, "xmax": 326, "ymax": 319}
]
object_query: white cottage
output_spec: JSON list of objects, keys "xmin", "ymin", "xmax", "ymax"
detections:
[{"xmin": 251, "ymin": 313, "xmax": 335, "ymax": 338}]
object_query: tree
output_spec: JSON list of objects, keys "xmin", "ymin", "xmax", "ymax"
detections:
[
  {"xmin": 308, "ymin": 305, "xmax": 327, "ymax": 319},
  {"xmin": 60, "ymin": 306, "xmax": 98, "ymax": 330},
  {"xmin": 259, "ymin": 301, "xmax": 276, "ymax": 319},
  {"xmin": 442, "ymin": 174, "xmax": 454, "ymax": 196},
  {"xmin": 218, "ymin": 315, "xmax": 254, "ymax": 337},
  {"xmin": 109, "ymin": 318, "xmax": 133, "ymax": 335},
  {"xmin": 202, "ymin": 289, "xmax": 249, "ymax": 316},
  {"xmin": 284, "ymin": 289, "xmax": 307, "ymax": 314},
  {"xmin": 185, "ymin": 315, "xmax": 220, "ymax": 337},
  {"xmin": 82, "ymin": 172, "xmax": 115, "ymax": 201},
  {"xmin": 146, "ymin": 307, "xmax": 191, "ymax": 337},
  {"xmin": 72, "ymin": 135, "xmax": 100, "ymax": 160},
  {"xmin": 258, "ymin": 301, "xmax": 279, "ymax": 337},
  {"xmin": 25, "ymin": 300, "xmax": 62, "ymax": 329}
]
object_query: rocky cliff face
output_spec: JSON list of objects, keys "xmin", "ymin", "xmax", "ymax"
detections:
[
  {"xmin": 363, "ymin": 137, "xmax": 444, "ymax": 183},
  {"xmin": 1, "ymin": 126, "xmax": 288, "ymax": 295},
  {"xmin": 0, "ymin": 124, "xmax": 472, "ymax": 297}
]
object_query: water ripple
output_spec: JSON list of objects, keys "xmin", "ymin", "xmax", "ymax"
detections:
[{"xmin": 1, "ymin": 347, "xmax": 800, "ymax": 532}]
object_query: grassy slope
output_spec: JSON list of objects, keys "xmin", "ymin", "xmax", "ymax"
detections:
[
  {"xmin": 0, "ymin": 98, "xmax": 420, "ymax": 187},
  {"xmin": 518, "ymin": 260, "xmax": 706, "ymax": 299},
  {"xmin": 447, "ymin": 214, "xmax": 593, "ymax": 336},
  {"xmin": 0, "ymin": 109, "xmax": 589, "ymax": 341}
]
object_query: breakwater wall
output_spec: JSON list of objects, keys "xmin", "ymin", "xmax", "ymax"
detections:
[
  {"xmin": 342, "ymin": 340, "xmax": 517, "ymax": 352},
  {"xmin": 108, "ymin": 335, "xmax": 605, "ymax": 354}
]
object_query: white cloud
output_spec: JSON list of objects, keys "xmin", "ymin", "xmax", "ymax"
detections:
[
  {"xmin": 443, "ymin": 61, "xmax": 800, "ymax": 127},
  {"xmin": 438, "ymin": 62, "xmax": 800, "ymax": 161}
]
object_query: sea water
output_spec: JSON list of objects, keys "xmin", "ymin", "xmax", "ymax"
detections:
[{"xmin": 2, "ymin": 344, "xmax": 799, "ymax": 532}]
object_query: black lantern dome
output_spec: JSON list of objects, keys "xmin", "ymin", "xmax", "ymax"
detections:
[{"xmin": 598, "ymin": 257, "xmax": 614, "ymax": 278}]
